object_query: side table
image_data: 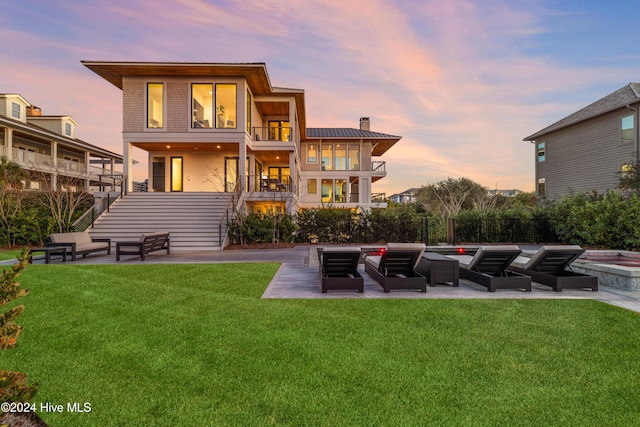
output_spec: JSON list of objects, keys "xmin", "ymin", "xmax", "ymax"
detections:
[
  {"xmin": 28, "ymin": 247, "xmax": 67, "ymax": 264},
  {"xmin": 416, "ymin": 252, "xmax": 459, "ymax": 287}
]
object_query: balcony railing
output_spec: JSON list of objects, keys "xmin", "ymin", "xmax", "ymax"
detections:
[
  {"xmin": 58, "ymin": 158, "xmax": 87, "ymax": 174},
  {"xmin": 371, "ymin": 193, "xmax": 387, "ymax": 202},
  {"xmin": 372, "ymin": 161, "xmax": 386, "ymax": 172},
  {"xmin": 246, "ymin": 175, "xmax": 293, "ymax": 192},
  {"xmin": 11, "ymin": 147, "xmax": 54, "ymax": 168},
  {"xmin": 253, "ymin": 127, "xmax": 293, "ymax": 142}
]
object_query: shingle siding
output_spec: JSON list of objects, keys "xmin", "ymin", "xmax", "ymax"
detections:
[
  {"xmin": 123, "ymin": 80, "xmax": 144, "ymax": 132},
  {"xmin": 538, "ymin": 108, "xmax": 635, "ymax": 198}
]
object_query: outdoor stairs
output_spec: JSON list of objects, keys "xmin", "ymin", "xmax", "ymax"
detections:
[{"xmin": 87, "ymin": 192, "xmax": 234, "ymax": 251}]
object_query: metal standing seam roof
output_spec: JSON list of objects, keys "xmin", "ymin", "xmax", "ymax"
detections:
[
  {"xmin": 306, "ymin": 128, "xmax": 401, "ymax": 139},
  {"xmin": 524, "ymin": 83, "xmax": 640, "ymax": 141}
]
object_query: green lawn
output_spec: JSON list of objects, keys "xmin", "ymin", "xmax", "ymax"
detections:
[
  {"xmin": 0, "ymin": 248, "xmax": 24, "ymax": 261},
  {"xmin": 2, "ymin": 263, "xmax": 640, "ymax": 426}
]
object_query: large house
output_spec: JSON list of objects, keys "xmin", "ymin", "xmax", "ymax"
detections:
[
  {"xmin": 82, "ymin": 61, "xmax": 401, "ymax": 213},
  {"xmin": 524, "ymin": 83, "xmax": 640, "ymax": 199},
  {"xmin": 0, "ymin": 93, "xmax": 122, "ymax": 191}
]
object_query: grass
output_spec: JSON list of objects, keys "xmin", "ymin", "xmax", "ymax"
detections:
[
  {"xmin": 2, "ymin": 263, "xmax": 640, "ymax": 426},
  {"xmin": 0, "ymin": 248, "xmax": 24, "ymax": 261}
]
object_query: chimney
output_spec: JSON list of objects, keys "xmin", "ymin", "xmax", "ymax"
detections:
[
  {"xmin": 27, "ymin": 105, "xmax": 42, "ymax": 116},
  {"xmin": 359, "ymin": 117, "xmax": 370, "ymax": 131}
]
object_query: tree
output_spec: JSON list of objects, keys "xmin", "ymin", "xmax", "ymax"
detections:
[
  {"xmin": 0, "ymin": 249, "xmax": 38, "ymax": 417},
  {"xmin": 0, "ymin": 157, "xmax": 27, "ymax": 246},
  {"xmin": 417, "ymin": 177, "xmax": 488, "ymax": 217},
  {"xmin": 33, "ymin": 171, "xmax": 93, "ymax": 233}
]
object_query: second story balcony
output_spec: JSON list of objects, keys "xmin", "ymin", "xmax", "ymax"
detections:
[{"xmin": 253, "ymin": 126, "xmax": 294, "ymax": 143}]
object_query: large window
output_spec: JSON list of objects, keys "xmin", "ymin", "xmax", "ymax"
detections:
[
  {"xmin": 321, "ymin": 144, "xmax": 333, "ymax": 171},
  {"xmin": 537, "ymin": 142, "xmax": 546, "ymax": 162},
  {"xmin": 192, "ymin": 84, "xmax": 213, "ymax": 128},
  {"xmin": 321, "ymin": 143, "xmax": 361, "ymax": 171},
  {"xmin": 308, "ymin": 179, "xmax": 317, "ymax": 194},
  {"xmin": 246, "ymin": 90, "xmax": 252, "ymax": 134},
  {"xmin": 335, "ymin": 145, "xmax": 347, "ymax": 170},
  {"xmin": 348, "ymin": 144, "xmax": 360, "ymax": 170},
  {"xmin": 622, "ymin": 114, "xmax": 634, "ymax": 143},
  {"xmin": 64, "ymin": 122, "xmax": 72, "ymax": 136},
  {"xmin": 147, "ymin": 83, "xmax": 164, "ymax": 128},
  {"xmin": 307, "ymin": 144, "xmax": 318, "ymax": 163},
  {"xmin": 216, "ymin": 84, "xmax": 237, "ymax": 129}
]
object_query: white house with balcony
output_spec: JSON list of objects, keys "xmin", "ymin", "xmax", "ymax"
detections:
[
  {"xmin": 82, "ymin": 61, "xmax": 401, "ymax": 214},
  {"xmin": 0, "ymin": 93, "xmax": 123, "ymax": 191}
]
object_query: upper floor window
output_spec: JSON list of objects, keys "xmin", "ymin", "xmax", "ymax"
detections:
[
  {"xmin": 537, "ymin": 142, "xmax": 546, "ymax": 162},
  {"xmin": 192, "ymin": 84, "xmax": 213, "ymax": 128},
  {"xmin": 321, "ymin": 143, "xmax": 361, "ymax": 171},
  {"xmin": 307, "ymin": 144, "xmax": 318, "ymax": 163},
  {"xmin": 147, "ymin": 83, "xmax": 164, "ymax": 128},
  {"xmin": 246, "ymin": 90, "xmax": 252, "ymax": 134},
  {"xmin": 64, "ymin": 122, "xmax": 72, "ymax": 136},
  {"xmin": 621, "ymin": 114, "xmax": 634, "ymax": 143},
  {"xmin": 11, "ymin": 102, "xmax": 20, "ymax": 119},
  {"xmin": 216, "ymin": 84, "xmax": 236, "ymax": 129}
]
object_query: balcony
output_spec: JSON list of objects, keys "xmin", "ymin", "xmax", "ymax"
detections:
[
  {"xmin": 11, "ymin": 147, "xmax": 54, "ymax": 169},
  {"xmin": 246, "ymin": 175, "xmax": 293, "ymax": 193},
  {"xmin": 253, "ymin": 127, "xmax": 294, "ymax": 143}
]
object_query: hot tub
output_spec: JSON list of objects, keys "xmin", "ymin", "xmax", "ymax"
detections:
[{"xmin": 571, "ymin": 251, "xmax": 640, "ymax": 292}]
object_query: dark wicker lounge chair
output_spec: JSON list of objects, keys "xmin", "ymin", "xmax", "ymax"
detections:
[
  {"xmin": 510, "ymin": 245, "xmax": 598, "ymax": 291},
  {"xmin": 448, "ymin": 245, "xmax": 531, "ymax": 292},
  {"xmin": 321, "ymin": 247, "xmax": 364, "ymax": 293},
  {"xmin": 364, "ymin": 243, "xmax": 427, "ymax": 293}
]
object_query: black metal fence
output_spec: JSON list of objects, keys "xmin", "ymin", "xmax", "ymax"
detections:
[
  {"xmin": 293, "ymin": 213, "xmax": 561, "ymax": 246},
  {"xmin": 446, "ymin": 217, "xmax": 559, "ymax": 245}
]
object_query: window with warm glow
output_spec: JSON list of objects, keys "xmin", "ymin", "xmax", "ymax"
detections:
[
  {"xmin": 321, "ymin": 144, "xmax": 333, "ymax": 171},
  {"xmin": 348, "ymin": 144, "xmax": 360, "ymax": 170},
  {"xmin": 192, "ymin": 84, "xmax": 213, "ymax": 128},
  {"xmin": 246, "ymin": 90, "xmax": 252, "ymax": 134},
  {"xmin": 335, "ymin": 145, "xmax": 347, "ymax": 170},
  {"xmin": 216, "ymin": 84, "xmax": 237, "ymax": 129},
  {"xmin": 308, "ymin": 179, "xmax": 317, "ymax": 194},
  {"xmin": 147, "ymin": 83, "xmax": 163, "ymax": 128},
  {"xmin": 307, "ymin": 144, "xmax": 318, "ymax": 163}
]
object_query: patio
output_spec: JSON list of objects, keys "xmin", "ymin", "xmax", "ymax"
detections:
[{"xmin": 15, "ymin": 245, "xmax": 640, "ymax": 313}]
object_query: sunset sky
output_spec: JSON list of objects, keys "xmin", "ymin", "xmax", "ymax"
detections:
[{"xmin": 2, "ymin": 0, "xmax": 639, "ymax": 196}]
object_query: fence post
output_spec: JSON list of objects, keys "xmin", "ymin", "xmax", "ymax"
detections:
[
  {"xmin": 107, "ymin": 193, "xmax": 111, "ymax": 212},
  {"xmin": 91, "ymin": 208, "xmax": 95, "ymax": 229},
  {"xmin": 219, "ymin": 224, "xmax": 222, "ymax": 247}
]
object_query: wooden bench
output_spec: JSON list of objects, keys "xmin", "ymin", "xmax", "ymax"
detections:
[{"xmin": 116, "ymin": 232, "xmax": 170, "ymax": 261}]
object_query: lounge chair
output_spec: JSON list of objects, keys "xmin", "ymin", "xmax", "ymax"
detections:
[
  {"xmin": 364, "ymin": 243, "xmax": 427, "ymax": 293},
  {"xmin": 448, "ymin": 245, "xmax": 531, "ymax": 292},
  {"xmin": 47, "ymin": 231, "xmax": 111, "ymax": 261},
  {"xmin": 510, "ymin": 245, "xmax": 598, "ymax": 291},
  {"xmin": 320, "ymin": 247, "xmax": 364, "ymax": 293}
]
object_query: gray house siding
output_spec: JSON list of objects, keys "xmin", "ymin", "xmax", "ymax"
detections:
[{"xmin": 536, "ymin": 107, "xmax": 636, "ymax": 199}]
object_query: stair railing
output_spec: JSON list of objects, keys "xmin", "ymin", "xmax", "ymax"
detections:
[{"xmin": 73, "ymin": 175, "xmax": 128, "ymax": 231}]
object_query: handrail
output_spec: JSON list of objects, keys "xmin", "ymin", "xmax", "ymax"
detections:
[{"xmin": 72, "ymin": 175, "xmax": 128, "ymax": 231}]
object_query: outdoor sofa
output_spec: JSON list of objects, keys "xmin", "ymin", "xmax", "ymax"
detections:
[
  {"xmin": 47, "ymin": 231, "xmax": 111, "ymax": 261},
  {"xmin": 364, "ymin": 243, "xmax": 427, "ymax": 293},
  {"xmin": 510, "ymin": 245, "xmax": 598, "ymax": 291},
  {"xmin": 447, "ymin": 245, "xmax": 531, "ymax": 292},
  {"xmin": 320, "ymin": 247, "xmax": 364, "ymax": 293}
]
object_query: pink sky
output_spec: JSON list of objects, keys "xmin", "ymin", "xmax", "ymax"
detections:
[{"xmin": 2, "ymin": 0, "xmax": 639, "ymax": 196}]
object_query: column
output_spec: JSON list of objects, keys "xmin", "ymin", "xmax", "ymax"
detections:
[
  {"xmin": 4, "ymin": 128, "xmax": 13, "ymax": 160},
  {"xmin": 238, "ymin": 142, "xmax": 247, "ymax": 192},
  {"xmin": 124, "ymin": 141, "xmax": 133, "ymax": 192}
]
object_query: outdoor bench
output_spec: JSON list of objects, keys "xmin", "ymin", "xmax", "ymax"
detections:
[
  {"xmin": 116, "ymin": 232, "xmax": 170, "ymax": 261},
  {"xmin": 47, "ymin": 231, "xmax": 111, "ymax": 261}
]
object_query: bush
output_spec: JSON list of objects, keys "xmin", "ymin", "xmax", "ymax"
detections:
[{"xmin": 229, "ymin": 211, "xmax": 296, "ymax": 245}]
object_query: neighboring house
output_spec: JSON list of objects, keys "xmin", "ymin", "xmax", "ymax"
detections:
[
  {"xmin": 487, "ymin": 189, "xmax": 522, "ymax": 197},
  {"xmin": 389, "ymin": 188, "xmax": 420, "ymax": 204},
  {"xmin": 82, "ymin": 61, "xmax": 402, "ymax": 212},
  {"xmin": 524, "ymin": 83, "xmax": 640, "ymax": 199},
  {"xmin": 0, "ymin": 93, "xmax": 123, "ymax": 191}
]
